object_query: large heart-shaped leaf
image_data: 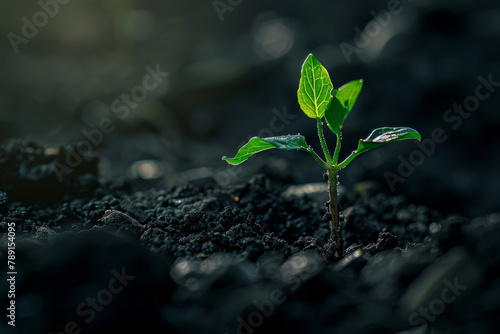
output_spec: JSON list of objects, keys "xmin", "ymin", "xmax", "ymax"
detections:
[
  {"xmin": 297, "ymin": 54, "xmax": 333, "ymax": 119},
  {"xmin": 222, "ymin": 135, "xmax": 310, "ymax": 165},
  {"xmin": 325, "ymin": 79, "xmax": 363, "ymax": 136},
  {"xmin": 338, "ymin": 127, "xmax": 421, "ymax": 168}
]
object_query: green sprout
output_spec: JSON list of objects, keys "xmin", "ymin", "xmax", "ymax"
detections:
[{"xmin": 222, "ymin": 53, "xmax": 421, "ymax": 255}]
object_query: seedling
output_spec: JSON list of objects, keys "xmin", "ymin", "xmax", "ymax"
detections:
[{"xmin": 222, "ymin": 53, "xmax": 421, "ymax": 255}]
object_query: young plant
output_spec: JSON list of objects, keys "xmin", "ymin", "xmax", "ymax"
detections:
[{"xmin": 222, "ymin": 53, "xmax": 421, "ymax": 255}]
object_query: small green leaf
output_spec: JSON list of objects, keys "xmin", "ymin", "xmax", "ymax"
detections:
[
  {"xmin": 222, "ymin": 135, "xmax": 310, "ymax": 165},
  {"xmin": 356, "ymin": 127, "xmax": 421, "ymax": 155},
  {"xmin": 338, "ymin": 127, "xmax": 421, "ymax": 169},
  {"xmin": 297, "ymin": 54, "xmax": 333, "ymax": 119},
  {"xmin": 325, "ymin": 79, "xmax": 363, "ymax": 135}
]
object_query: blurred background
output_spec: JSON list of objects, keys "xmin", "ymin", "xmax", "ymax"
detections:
[{"xmin": 0, "ymin": 0, "xmax": 499, "ymax": 217}]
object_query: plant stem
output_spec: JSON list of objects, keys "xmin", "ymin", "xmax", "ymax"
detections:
[
  {"xmin": 327, "ymin": 167, "xmax": 343, "ymax": 255},
  {"xmin": 317, "ymin": 118, "xmax": 333, "ymax": 166},
  {"xmin": 338, "ymin": 150, "xmax": 358, "ymax": 170},
  {"xmin": 332, "ymin": 132, "xmax": 342, "ymax": 165},
  {"xmin": 306, "ymin": 149, "xmax": 328, "ymax": 169}
]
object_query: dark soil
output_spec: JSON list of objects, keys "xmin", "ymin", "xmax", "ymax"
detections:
[{"xmin": 1, "ymin": 139, "xmax": 499, "ymax": 333}]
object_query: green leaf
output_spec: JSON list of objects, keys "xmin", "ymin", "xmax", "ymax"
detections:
[
  {"xmin": 338, "ymin": 127, "xmax": 421, "ymax": 169},
  {"xmin": 297, "ymin": 54, "xmax": 333, "ymax": 119},
  {"xmin": 222, "ymin": 135, "xmax": 310, "ymax": 165},
  {"xmin": 325, "ymin": 79, "xmax": 363, "ymax": 135},
  {"xmin": 356, "ymin": 127, "xmax": 421, "ymax": 155}
]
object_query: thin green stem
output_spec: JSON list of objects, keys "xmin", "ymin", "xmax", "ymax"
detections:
[
  {"xmin": 338, "ymin": 150, "xmax": 359, "ymax": 170},
  {"xmin": 306, "ymin": 149, "xmax": 328, "ymax": 169},
  {"xmin": 332, "ymin": 132, "xmax": 342, "ymax": 165},
  {"xmin": 317, "ymin": 118, "xmax": 333, "ymax": 166}
]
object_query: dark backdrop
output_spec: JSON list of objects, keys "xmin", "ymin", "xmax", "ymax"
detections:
[{"xmin": 1, "ymin": 0, "xmax": 499, "ymax": 217}]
